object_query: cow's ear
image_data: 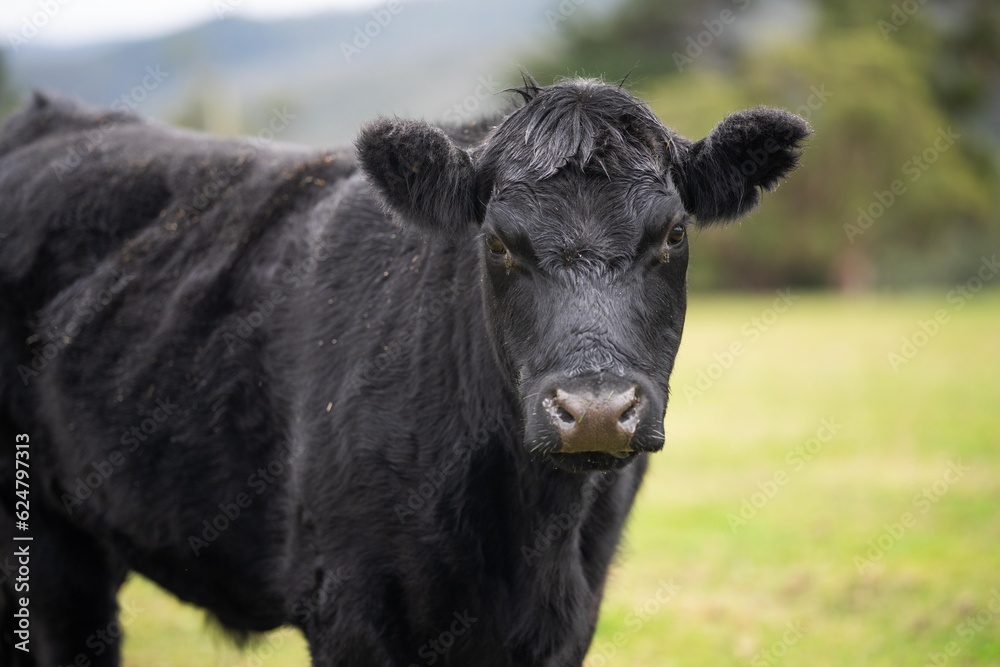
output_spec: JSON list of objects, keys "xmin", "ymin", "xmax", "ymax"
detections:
[
  {"xmin": 356, "ymin": 117, "xmax": 483, "ymax": 235},
  {"xmin": 672, "ymin": 107, "xmax": 810, "ymax": 225}
]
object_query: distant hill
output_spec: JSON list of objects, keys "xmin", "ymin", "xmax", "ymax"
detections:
[{"xmin": 6, "ymin": 0, "xmax": 621, "ymax": 145}]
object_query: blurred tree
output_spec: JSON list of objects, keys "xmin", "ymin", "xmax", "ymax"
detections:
[
  {"xmin": 0, "ymin": 50, "xmax": 20, "ymax": 120},
  {"xmin": 173, "ymin": 77, "xmax": 244, "ymax": 136},
  {"xmin": 525, "ymin": 0, "xmax": 1000, "ymax": 290},
  {"xmin": 649, "ymin": 32, "xmax": 996, "ymax": 289},
  {"xmin": 529, "ymin": 0, "xmax": 746, "ymax": 85}
]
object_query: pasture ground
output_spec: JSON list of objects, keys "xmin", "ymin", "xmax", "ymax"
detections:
[{"xmin": 116, "ymin": 291, "xmax": 1000, "ymax": 666}]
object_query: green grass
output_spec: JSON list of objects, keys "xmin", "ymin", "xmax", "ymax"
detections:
[{"xmin": 119, "ymin": 291, "xmax": 1000, "ymax": 666}]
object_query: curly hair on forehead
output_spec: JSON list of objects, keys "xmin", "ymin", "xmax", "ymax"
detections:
[
  {"xmin": 479, "ymin": 77, "xmax": 679, "ymax": 182},
  {"xmin": 356, "ymin": 74, "xmax": 809, "ymax": 234}
]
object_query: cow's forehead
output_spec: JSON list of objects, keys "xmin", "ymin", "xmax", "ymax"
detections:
[
  {"xmin": 487, "ymin": 171, "xmax": 684, "ymax": 265},
  {"xmin": 477, "ymin": 80, "xmax": 676, "ymax": 186},
  {"xmin": 491, "ymin": 169, "xmax": 680, "ymax": 227}
]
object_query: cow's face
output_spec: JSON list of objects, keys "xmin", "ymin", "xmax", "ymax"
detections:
[
  {"xmin": 475, "ymin": 173, "xmax": 688, "ymax": 471},
  {"xmin": 357, "ymin": 79, "xmax": 808, "ymax": 472}
]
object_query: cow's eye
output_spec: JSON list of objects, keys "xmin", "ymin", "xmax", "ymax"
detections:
[
  {"xmin": 666, "ymin": 223, "xmax": 687, "ymax": 246},
  {"xmin": 654, "ymin": 221, "xmax": 689, "ymax": 264},
  {"xmin": 485, "ymin": 234, "xmax": 508, "ymax": 255}
]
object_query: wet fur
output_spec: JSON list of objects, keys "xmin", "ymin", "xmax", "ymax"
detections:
[{"xmin": 0, "ymin": 80, "xmax": 807, "ymax": 666}]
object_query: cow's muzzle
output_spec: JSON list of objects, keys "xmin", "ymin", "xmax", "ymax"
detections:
[
  {"xmin": 544, "ymin": 383, "xmax": 641, "ymax": 454},
  {"xmin": 526, "ymin": 374, "xmax": 664, "ymax": 471}
]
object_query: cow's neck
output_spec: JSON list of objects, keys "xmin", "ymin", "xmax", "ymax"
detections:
[{"xmin": 412, "ymin": 235, "xmax": 631, "ymax": 646}]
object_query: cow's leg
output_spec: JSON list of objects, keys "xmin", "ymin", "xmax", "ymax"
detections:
[
  {"xmin": 309, "ymin": 636, "xmax": 396, "ymax": 667},
  {"xmin": 15, "ymin": 502, "xmax": 126, "ymax": 667},
  {"xmin": 307, "ymin": 627, "xmax": 395, "ymax": 667},
  {"xmin": 298, "ymin": 578, "xmax": 397, "ymax": 667}
]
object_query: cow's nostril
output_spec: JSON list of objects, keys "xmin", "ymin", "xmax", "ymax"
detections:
[
  {"xmin": 618, "ymin": 401, "xmax": 637, "ymax": 425},
  {"xmin": 555, "ymin": 405, "xmax": 576, "ymax": 426},
  {"xmin": 546, "ymin": 390, "xmax": 584, "ymax": 428}
]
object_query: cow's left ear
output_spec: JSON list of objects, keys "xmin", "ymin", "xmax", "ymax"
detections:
[
  {"xmin": 672, "ymin": 107, "xmax": 810, "ymax": 225},
  {"xmin": 356, "ymin": 117, "xmax": 483, "ymax": 235}
]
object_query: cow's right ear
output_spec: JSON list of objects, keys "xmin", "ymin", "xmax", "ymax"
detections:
[
  {"xmin": 671, "ymin": 107, "xmax": 810, "ymax": 225},
  {"xmin": 356, "ymin": 118, "xmax": 483, "ymax": 235}
]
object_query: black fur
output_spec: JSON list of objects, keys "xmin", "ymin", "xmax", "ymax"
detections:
[
  {"xmin": 356, "ymin": 117, "xmax": 482, "ymax": 233},
  {"xmin": 0, "ymin": 80, "xmax": 806, "ymax": 666},
  {"xmin": 671, "ymin": 106, "xmax": 811, "ymax": 223}
]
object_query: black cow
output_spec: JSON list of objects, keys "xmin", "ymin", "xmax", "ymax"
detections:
[{"xmin": 0, "ymin": 78, "xmax": 808, "ymax": 666}]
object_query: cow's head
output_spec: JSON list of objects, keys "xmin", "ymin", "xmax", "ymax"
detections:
[{"xmin": 357, "ymin": 78, "xmax": 808, "ymax": 472}]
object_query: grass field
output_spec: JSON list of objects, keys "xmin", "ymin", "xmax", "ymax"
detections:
[{"xmin": 117, "ymin": 291, "xmax": 1000, "ymax": 666}]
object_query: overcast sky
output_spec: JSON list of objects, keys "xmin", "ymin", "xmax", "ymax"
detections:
[{"xmin": 2, "ymin": 0, "xmax": 389, "ymax": 48}]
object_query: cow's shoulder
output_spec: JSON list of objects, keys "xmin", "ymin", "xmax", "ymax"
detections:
[{"xmin": 0, "ymin": 92, "xmax": 141, "ymax": 157}]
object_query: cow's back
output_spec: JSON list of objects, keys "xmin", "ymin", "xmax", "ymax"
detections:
[
  {"xmin": 0, "ymin": 94, "xmax": 354, "ymax": 303},
  {"xmin": 0, "ymin": 94, "xmax": 360, "ymax": 628},
  {"xmin": 0, "ymin": 93, "xmax": 358, "ymax": 409}
]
